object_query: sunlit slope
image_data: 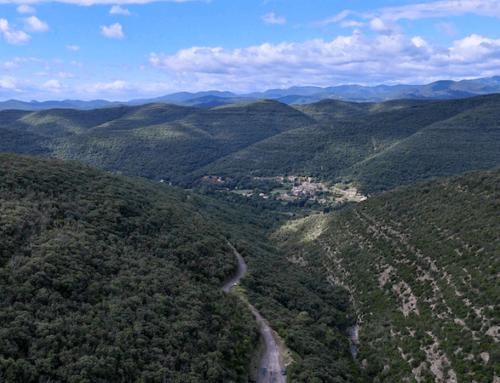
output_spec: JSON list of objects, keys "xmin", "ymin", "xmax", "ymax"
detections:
[
  {"xmin": 275, "ymin": 168, "xmax": 500, "ymax": 382},
  {"xmin": 293, "ymin": 98, "xmax": 427, "ymax": 123},
  {"xmin": 88, "ymin": 103, "xmax": 199, "ymax": 132},
  {"xmin": 0, "ymin": 107, "xmax": 133, "ymax": 137},
  {"xmin": 195, "ymin": 94, "xmax": 500, "ymax": 183}
]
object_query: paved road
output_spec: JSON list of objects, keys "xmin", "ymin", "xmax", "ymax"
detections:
[{"xmin": 222, "ymin": 244, "xmax": 287, "ymax": 383}]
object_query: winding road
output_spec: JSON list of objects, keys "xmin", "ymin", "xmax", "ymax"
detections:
[{"xmin": 222, "ymin": 245, "xmax": 287, "ymax": 383}]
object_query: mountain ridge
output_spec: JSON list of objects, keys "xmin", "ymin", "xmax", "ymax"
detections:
[{"xmin": 2, "ymin": 76, "xmax": 500, "ymax": 111}]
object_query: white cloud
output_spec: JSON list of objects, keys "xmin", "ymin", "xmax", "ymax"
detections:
[
  {"xmin": 435, "ymin": 21, "xmax": 459, "ymax": 36},
  {"xmin": 0, "ymin": 0, "xmax": 208, "ymax": 5},
  {"xmin": 147, "ymin": 31, "xmax": 500, "ymax": 93},
  {"xmin": 376, "ymin": 0, "xmax": 500, "ymax": 21},
  {"xmin": 110, "ymin": 5, "xmax": 130, "ymax": 15},
  {"xmin": 411, "ymin": 36, "xmax": 427, "ymax": 48},
  {"xmin": 0, "ymin": 19, "xmax": 31, "ymax": 44},
  {"xmin": 71, "ymin": 60, "xmax": 82, "ymax": 66},
  {"xmin": 74, "ymin": 80, "xmax": 175, "ymax": 96},
  {"xmin": 23, "ymin": 16, "xmax": 49, "ymax": 32},
  {"xmin": 0, "ymin": 75, "xmax": 18, "ymax": 89},
  {"xmin": 261, "ymin": 12, "xmax": 286, "ymax": 25},
  {"xmin": 66, "ymin": 45, "xmax": 80, "ymax": 51},
  {"xmin": 41, "ymin": 79, "xmax": 69, "ymax": 92},
  {"xmin": 15, "ymin": 56, "xmax": 42, "ymax": 61},
  {"xmin": 315, "ymin": 0, "xmax": 500, "ymax": 27},
  {"xmin": 312, "ymin": 10, "xmax": 355, "ymax": 27},
  {"xmin": 100, "ymin": 23, "xmax": 125, "ymax": 39},
  {"xmin": 57, "ymin": 71, "xmax": 75, "ymax": 78},
  {"xmin": 17, "ymin": 4, "xmax": 35, "ymax": 13},
  {"xmin": 1, "ymin": 61, "xmax": 18, "ymax": 69},
  {"xmin": 368, "ymin": 18, "xmax": 402, "ymax": 35},
  {"xmin": 341, "ymin": 20, "xmax": 365, "ymax": 28}
]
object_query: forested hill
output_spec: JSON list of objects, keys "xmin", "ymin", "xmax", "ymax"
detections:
[
  {"xmin": 0, "ymin": 154, "xmax": 258, "ymax": 382},
  {"xmin": 274, "ymin": 167, "xmax": 500, "ymax": 382},
  {"xmin": 198, "ymin": 94, "xmax": 500, "ymax": 194},
  {"xmin": 2, "ymin": 94, "xmax": 500, "ymax": 194},
  {"xmin": 0, "ymin": 154, "xmax": 363, "ymax": 383}
]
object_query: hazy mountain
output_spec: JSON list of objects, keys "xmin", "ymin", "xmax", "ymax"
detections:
[{"xmin": 2, "ymin": 76, "xmax": 500, "ymax": 111}]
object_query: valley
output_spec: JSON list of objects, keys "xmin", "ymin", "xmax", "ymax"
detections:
[{"xmin": 1, "ymin": 92, "xmax": 500, "ymax": 383}]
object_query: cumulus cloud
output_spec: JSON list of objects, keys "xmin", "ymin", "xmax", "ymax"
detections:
[
  {"xmin": 17, "ymin": 4, "xmax": 35, "ymax": 13},
  {"xmin": 100, "ymin": 23, "xmax": 125, "ymax": 39},
  {"xmin": 71, "ymin": 60, "xmax": 82, "ymax": 66},
  {"xmin": 261, "ymin": 12, "xmax": 286, "ymax": 25},
  {"xmin": 23, "ymin": 16, "xmax": 49, "ymax": 32},
  {"xmin": 66, "ymin": 45, "xmax": 80, "ymax": 51},
  {"xmin": 368, "ymin": 18, "xmax": 402, "ymax": 35},
  {"xmin": 0, "ymin": 19, "xmax": 31, "ymax": 44},
  {"xmin": 41, "ymin": 79, "xmax": 70, "ymax": 92},
  {"xmin": 110, "ymin": 5, "xmax": 130, "ymax": 15},
  {"xmin": 147, "ymin": 31, "xmax": 500, "ymax": 92},
  {"xmin": 0, "ymin": 75, "xmax": 19, "ymax": 89}
]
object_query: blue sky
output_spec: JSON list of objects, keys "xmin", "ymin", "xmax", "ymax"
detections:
[{"xmin": 1, "ymin": 0, "xmax": 500, "ymax": 100}]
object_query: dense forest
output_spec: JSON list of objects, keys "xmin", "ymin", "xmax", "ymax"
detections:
[
  {"xmin": 275, "ymin": 168, "xmax": 500, "ymax": 382},
  {"xmin": 1, "ymin": 95, "xmax": 500, "ymax": 194},
  {"xmin": 2, "ymin": 93, "xmax": 500, "ymax": 382},
  {"xmin": 0, "ymin": 154, "xmax": 362, "ymax": 383}
]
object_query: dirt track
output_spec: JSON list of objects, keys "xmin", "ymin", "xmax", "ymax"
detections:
[{"xmin": 222, "ymin": 245, "xmax": 287, "ymax": 383}]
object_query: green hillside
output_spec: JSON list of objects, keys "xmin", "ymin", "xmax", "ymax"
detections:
[
  {"xmin": 293, "ymin": 99, "xmax": 426, "ymax": 122},
  {"xmin": 0, "ymin": 154, "xmax": 363, "ymax": 383},
  {"xmin": 345, "ymin": 100, "xmax": 500, "ymax": 193},
  {"xmin": 0, "ymin": 154, "xmax": 259, "ymax": 383},
  {"xmin": 2, "ymin": 95, "xmax": 500, "ymax": 194},
  {"xmin": 274, "ymin": 168, "xmax": 500, "ymax": 382},
  {"xmin": 196, "ymin": 95, "xmax": 500, "ymax": 185}
]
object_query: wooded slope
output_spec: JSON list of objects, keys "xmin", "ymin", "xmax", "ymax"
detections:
[{"xmin": 275, "ymin": 168, "xmax": 500, "ymax": 382}]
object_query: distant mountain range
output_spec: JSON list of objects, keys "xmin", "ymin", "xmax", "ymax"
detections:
[{"xmin": 1, "ymin": 76, "xmax": 500, "ymax": 111}]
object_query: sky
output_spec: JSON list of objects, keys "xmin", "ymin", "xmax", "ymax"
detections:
[{"xmin": 1, "ymin": 0, "xmax": 500, "ymax": 101}]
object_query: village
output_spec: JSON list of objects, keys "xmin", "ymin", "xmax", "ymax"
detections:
[{"xmin": 224, "ymin": 175, "xmax": 368, "ymax": 205}]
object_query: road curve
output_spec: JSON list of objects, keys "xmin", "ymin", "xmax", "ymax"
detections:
[{"xmin": 222, "ymin": 244, "xmax": 287, "ymax": 383}]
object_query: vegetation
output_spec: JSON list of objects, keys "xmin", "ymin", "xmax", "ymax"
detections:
[
  {"xmin": 0, "ymin": 154, "xmax": 362, "ymax": 382},
  {"xmin": 275, "ymin": 168, "xmax": 500, "ymax": 382},
  {"xmin": 3, "ymin": 94, "xmax": 500, "ymax": 196}
]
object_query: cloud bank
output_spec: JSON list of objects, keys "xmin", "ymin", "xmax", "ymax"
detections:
[{"xmin": 148, "ymin": 30, "xmax": 500, "ymax": 92}]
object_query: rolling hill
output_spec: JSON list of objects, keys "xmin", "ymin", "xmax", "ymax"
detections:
[
  {"xmin": 2, "ymin": 94, "xmax": 500, "ymax": 195},
  {"xmin": 274, "ymin": 168, "xmax": 500, "ymax": 382},
  {"xmin": 195, "ymin": 94, "xmax": 500, "ymax": 193}
]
